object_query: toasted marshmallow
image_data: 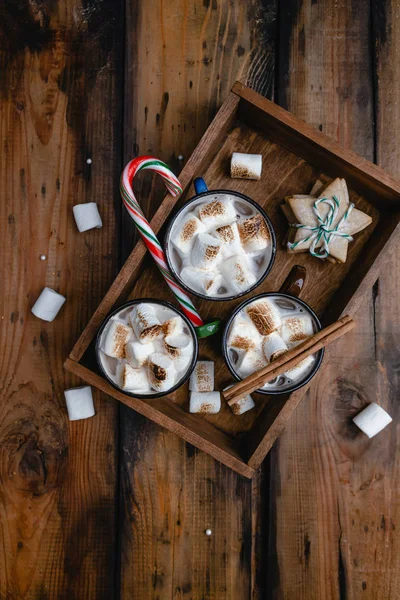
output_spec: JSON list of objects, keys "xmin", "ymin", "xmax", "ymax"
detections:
[
  {"xmin": 224, "ymin": 385, "xmax": 255, "ymax": 415},
  {"xmin": 281, "ymin": 315, "xmax": 314, "ymax": 347},
  {"xmin": 125, "ymin": 340, "xmax": 154, "ymax": 368},
  {"xmin": 246, "ymin": 299, "xmax": 281, "ymax": 336},
  {"xmin": 190, "ymin": 233, "xmax": 222, "ymax": 270},
  {"xmin": 230, "ymin": 152, "xmax": 262, "ymax": 180},
  {"xmin": 238, "ymin": 215, "xmax": 270, "ymax": 253},
  {"xmin": 164, "ymin": 333, "xmax": 193, "ymax": 371},
  {"xmin": 219, "ymin": 254, "xmax": 257, "ymax": 293},
  {"xmin": 148, "ymin": 353, "xmax": 175, "ymax": 392},
  {"xmin": 352, "ymin": 403, "xmax": 393, "ymax": 438},
  {"xmin": 263, "ymin": 333, "xmax": 288, "ymax": 362},
  {"xmin": 227, "ymin": 315, "xmax": 261, "ymax": 353},
  {"xmin": 101, "ymin": 319, "xmax": 132, "ymax": 358},
  {"xmin": 212, "ymin": 222, "xmax": 242, "ymax": 258},
  {"xmin": 236, "ymin": 349, "xmax": 267, "ymax": 378},
  {"xmin": 189, "ymin": 361, "xmax": 214, "ymax": 392},
  {"xmin": 173, "ymin": 213, "xmax": 205, "ymax": 255},
  {"xmin": 198, "ymin": 197, "xmax": 237, "ymax": 228},
  {"xmin": 181, "ymin": 266, "xmax": 223, "ymax": 296},
  {"xmin": 119, "ymin": 363, "xmax": 150, "ymax": 392},
  {"xmin": 285, "ymin": 355, "xmax": 315, "ymax": 381},
  {"xmin": 162, "ymin": 316, "xmax": 184, "ymax": 337},
  {"xmin": 129, "ymin": 303, "xmax": 162, "ymax": 344},
  {"xmin": 189, "ymin": 391, "xmax": 221, "ymax": 414}
]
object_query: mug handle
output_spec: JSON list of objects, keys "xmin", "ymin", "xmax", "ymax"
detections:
[
  {"xmin": 279, "ymin": 265, "xmax": 306, "ymax": 298},
  {"xmin": 194, "ymin": 177, "xmax": 208, "ymax": 195}
]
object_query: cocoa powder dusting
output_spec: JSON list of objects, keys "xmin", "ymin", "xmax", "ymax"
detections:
[
  {"xmin": 230, "ymin": 335, "xmax": 255, "ymax": 351},
  {"xmin": 198, "ymin": 403, "xmax": 214, "ymax": 414}
]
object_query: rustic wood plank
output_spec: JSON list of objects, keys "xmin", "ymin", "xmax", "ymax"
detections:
[
  {"xmin": 269, "ymin": 1, "xmax": 381, "ymax": 597},
  {"xmin": 119, "ymin": 2, "xmax": 276, "ymax": 597},
  {"xmin": 0, "ymin": 1, "xmax": 122, "ymax": 597}
]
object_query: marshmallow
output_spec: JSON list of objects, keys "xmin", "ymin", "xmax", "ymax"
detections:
[
  {"xmin": 224, "ymin": 385, "xmax": 255, "ymax": 415},
  {"xmin": 164, "ymin": 333, "xmax": 193, "ymax": 371},
  {"xmin": 129, "ymin": 303, "xmax": 162, "ymax": 344},
  {"xmin": 246, "ymin": 299, "xmax": 281, "ymax": 336},
  {"xmin": 212, "ymin": 222, "xmax": 243, "ymax": 258},
  {"xmin": 119, "ymin": 363, "xmax": 150, "ymax": 392},
  {"xmin": 198, "ymin": 197, "xmax": 237, "ymax": 228},
  {"xmin": 238, "ymin": 215, "xmax": 270, "ymax": 253},
  {"xmin": 64, "ymin": 386, "xmax": 95, "ymax": 421},
  {"xmin": 162, "ymin": 316, "xmax": 184, "ymax": 337},
  {"xmin": 31, "ymin": 287, "xmax": 66, "ymax": 322},
  {"xmin": 190, "ymin": 233, "xmax": 222, "ymax": 270},
  {"xmin": 125, "ymin": 340, "xmax": 154, "ymax": 368},
  {"xmin": 219, "ymin": 254, "xmax": 257, "ymax": 293},
  {"xmin": 101, "ymin": 319, "xmax": 132, "ymax": 358},
  {"xmin": 284, "ymin": 355, "xmax": 315, "ymax": 381},
  {"xmin": 173, "ymin": 213, "xmax": 205, "ymax": 255},
  {"xmin": 230, "ymin": 152, "xmax": 262, "ymax": 180},
  {"xmin": 148, "ymin": 352, "xmax": 175, "ymax": 392},
  {"xmin": 189, "ymin": 391, "xmax": 221, "ymax": 414},
  {"xmin": 73, "ymin": 202, "xmax": 102, "ymax": 232},
  {"xmin": 353, "ymin": 403, "xmax": 393, "ymax": 438},
  {"xmin": 180, "ymin": 266, "xmax": 223, "ymax": 296},
  {"xmin": 189, "ymin": 361, "xmax": 214, "ymax": 392},
  {"xmin": 281, "ymin": 314, "xmax": 314, "ymax": 347},
  {"xmin": 227, "ymin": 315, "xmax": 261, "ymax": 353},
  {"xmin": 263, "ymin": 332, "xmax": 288, "ymax": 362},
  {"xmin": 236, "ymin": 349, "xmax": 267, "ymax": 378}
]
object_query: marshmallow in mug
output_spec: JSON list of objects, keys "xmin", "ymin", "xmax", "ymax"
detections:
[
  {"xmin": 101, "ymin": 319, "xmax": 132, "ymax": 359},
  {"xmin": 219, "ymin": 254, "xmax": 257, "ymax": 294},
  {"xmin": 129, "ymin": 303, "xmax": 163, "ymax": 344},
  {"xmin": 197, "ymin": 197, "xmax": 237, "ymax": 228},
  {"xmin": 148, "ymin": 352, "xmax": 176, "ymax": 392}
]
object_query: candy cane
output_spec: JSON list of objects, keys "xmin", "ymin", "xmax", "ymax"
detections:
[{"xmin": 120, "ymin": 156, "xmax": 205, "ymax": 329}]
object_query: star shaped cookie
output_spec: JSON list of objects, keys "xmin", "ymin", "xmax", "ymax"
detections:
[{"xmin": 282, "ymin": 178, "xmax": 372, "ymax": 263}]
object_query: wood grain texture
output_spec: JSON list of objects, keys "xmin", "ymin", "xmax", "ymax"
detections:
[
  {"xmin": 119, "ymin": 2, "xmax": 277, "ymax": 598},
  {"xmin": 268, "ymin": 0, "xmax": 398, "ymax": 598},
  {"xmin": 0, "ymin": 1, "xmax": 122, "ymax": 597}
]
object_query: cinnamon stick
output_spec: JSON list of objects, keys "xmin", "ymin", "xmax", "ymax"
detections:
[{"xmin": 223, "ymin": 315, "xmax": 355, "ymax": 405}]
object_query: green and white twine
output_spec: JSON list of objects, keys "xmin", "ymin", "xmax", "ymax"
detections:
[{"xmin": 287, "ymin": 195, "xmax": 354, "ymax": 259}]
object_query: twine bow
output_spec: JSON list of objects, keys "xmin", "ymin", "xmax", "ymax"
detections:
[{"xmin": 287, "ymin": 195, "xmax": 354, "ymax": 259}]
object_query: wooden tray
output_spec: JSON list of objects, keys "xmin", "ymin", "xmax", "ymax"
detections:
[{"xmin": 65, "ymin": 82, "xmax": 400, "ymax": 478}]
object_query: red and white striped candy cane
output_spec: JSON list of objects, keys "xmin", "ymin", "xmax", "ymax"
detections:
[{"xmin": 120, "ymin": 156, "xmax": 204, "ymax": 328}]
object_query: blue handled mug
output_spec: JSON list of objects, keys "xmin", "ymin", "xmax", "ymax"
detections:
[{"xmin": 164, "ymin": 177, "xmax": 277, "ymax": 301}]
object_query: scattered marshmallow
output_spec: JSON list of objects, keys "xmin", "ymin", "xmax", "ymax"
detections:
[
  {"xmin": 224, "ymin": 386, "xmax": 255, "ymax": 415},
  {"xmin": 189, "ymin": 361, "xmax": 214, "ymax": 392},
  {"xmin": 246, "ymin": 299, "xmax": 281, "ymax": 336},
  {"xmin": 263, "ymin": 332, "xmax": 288, "ymax": 362},
  {"xmin": 219, "ymin": 254, "xmax": 257, "ymax": 293},
  {"xmin": 189, "ymin": 391, "xmax": 221, "ymax": 414},
  {"xmin": 129, "ymin": 303, "xmax": 162, "ymax": 344},
  {"xmin": 101, "ymin": 319, "xmax": 132, "ymax": 359},
  {"xmin": 190, "ymin": 232, "xmax": 222, "ymax": 270},
  {"xmin": 125, "ymin": 340, "xmax": 154, "ymax": 368},
  {"xmin": 148, "ymin": 353, "xmax": 176, "ymax": 392},
  {"xmin": 353, "ymin": 403, "xmax": 393, "ymax": 438},
  {"xmin": 64, "ymin": 386, "xmax": 95, "ymax": 421},
  {"xmin": 119, "ymin": 363, "xmax": 150, "ymax": 392},
  {"xmin": 31, "ymin": 287, "xmax": 66, "ymax": 322},
  {"xmin": 231, "ymin": 152, "xmax": 262, "ymax": 180},
  {"xmin": 173, "ymin": 213, "xmax": 205, "ymax": 255},
  {"xmin": 238, "ymin": 215, "xmax": 270, "ymax": 253},
  {"xmin": 73, "ymin": 202, "xmax": 102, "ymax": 232},
  {"xmin": 180, "ymin": 266, "xmax": 223, "ymax": 296},
  {"xmin": 281, "ymin": 314, "xmax": 314, "ymax": 347},
  {"xmin": 198, "ymin": 197, "xmax": 237, "ymax": 228},
  {"xmin": 212, "ymin": 222, "xmax": 242, "ymax": 258}
]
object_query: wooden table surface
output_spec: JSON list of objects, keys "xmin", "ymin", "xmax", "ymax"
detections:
[{"xmin": 0, "ymin": 1, "xmax": 399, "ymax": 598}]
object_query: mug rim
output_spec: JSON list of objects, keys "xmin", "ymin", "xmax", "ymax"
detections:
[
  {"xmin": 95, "ymin": 298, "xmax": 199, "ymax": 399},
  {"xmin": 164, "ymin": 188, "xmax": 277, "ymax": 302},
  {"xmin": 221, "ymin": 292, "xmax": 325, "ymax": 395}
]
